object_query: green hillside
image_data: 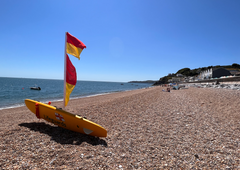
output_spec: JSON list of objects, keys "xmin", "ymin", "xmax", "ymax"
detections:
[{"xmin": 153, "ymin": 63, "xmax": 240, "ymax": 85}]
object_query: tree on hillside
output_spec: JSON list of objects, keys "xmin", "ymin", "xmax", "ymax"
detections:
[
  {"xmin": 160, "ymin": 76, "xmax": 169, "ymax": 84},
  {"xmin": 207, "ymin": 66, "xmax": 213, "ymax": 69},
  {"xmin": 176, "ymin": 68, "xmax": 190, "ymax": 75},
  {"xmin": 167, "ymin": 73, "xmax": 176, "ymax": 77},
  {"xmin": 232, "ymin": 63, "xmax": 240, "ymax": 68},
  {"xmin": 153, "ymin": 76, "xmax": 170, "ymax": 85},
  {"xmin": 176, "ymin": 68, "xmax": 198, "ymax": 76},
  {"xmin": 189, "ymin": 70, "xmax": 198, "ymax": 76}
]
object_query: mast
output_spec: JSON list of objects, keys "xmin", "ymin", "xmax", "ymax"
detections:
[{"xmin": 63, "ymin": 32, "xmax": 67, "ymax": 109}]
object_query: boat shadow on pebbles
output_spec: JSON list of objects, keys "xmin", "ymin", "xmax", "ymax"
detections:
[{"xmin": 19, "ymin": 122, "xmax": 107, "ymax": 147}]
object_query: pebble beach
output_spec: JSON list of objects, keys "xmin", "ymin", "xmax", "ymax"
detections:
[{"xmin": 0, "ymin": 86, "xmax": 239, "ymax": 169}]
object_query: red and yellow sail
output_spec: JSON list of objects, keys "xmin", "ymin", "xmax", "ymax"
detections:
[
  {"xmin": 65, "ymin": 54, "xmax": 77, "ymax": 106},
  {"xmin": 64, "ymin": 32, "xmax": 86, "ymax": 107},
  {"xmin": 66, "ymin": 32, "xmax": 86, "ymax": 60}
]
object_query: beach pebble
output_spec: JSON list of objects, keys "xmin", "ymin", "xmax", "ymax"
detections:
[{"xmin": 0, "ymin": 86, "xmax": 239, "ymax": 169}]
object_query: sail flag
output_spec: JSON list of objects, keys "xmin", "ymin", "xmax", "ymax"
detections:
[
  {"xmin": 66, "ymin": 32, "xmax": 86, "ymax": 60},
  {"xmin": 65, "ymin": 54, "xmax": 77, "ymax": 106},
  {"xmin": 64, "ymin": 32, "xmax": 86, "ymax": 108}
]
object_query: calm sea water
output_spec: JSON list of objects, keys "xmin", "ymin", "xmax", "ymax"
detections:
[{"xmin": 0, "ymin": 77, "xmax": 151, "ymax": 110}]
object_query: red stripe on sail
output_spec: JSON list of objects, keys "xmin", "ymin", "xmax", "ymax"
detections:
[
  {"xmin": 67, "ymin": 32, "xmax": 86, "ymax": 49},
  {"xmin": 66, "ymin": 54, "xmax": 77, "ymax": 85}
]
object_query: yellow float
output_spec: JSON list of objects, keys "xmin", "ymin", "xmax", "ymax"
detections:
[{"xmin": 25, "ymin": 99, "xmax": 107, "ymax": 137}]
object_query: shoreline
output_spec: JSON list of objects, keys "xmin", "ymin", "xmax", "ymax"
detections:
[
  {"xmin": 0, "ymin": 86, "xmax": 152, "ymax": 111},
  {"xmin": 1, "ymin": 86, "xmax": 239, "ymax": 169}
]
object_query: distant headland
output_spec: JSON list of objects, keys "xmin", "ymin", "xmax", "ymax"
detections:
[{"xmin": 128, "ymin": 80, "xmax": 157, "ymax": 84}]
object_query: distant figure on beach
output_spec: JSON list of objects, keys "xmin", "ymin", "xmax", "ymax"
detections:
[{"xmin": 167, "ymin": 88, "xmax": 170, "ymax": 92}]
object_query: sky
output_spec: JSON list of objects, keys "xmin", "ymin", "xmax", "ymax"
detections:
[{"xmin": 1, "ymin": 0, "xmax": 240, "ymax": 82}]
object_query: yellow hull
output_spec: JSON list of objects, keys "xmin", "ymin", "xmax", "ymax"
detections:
[{"xmin": 25, "ymin": 99, "xmax": 107, "ymax": 137}]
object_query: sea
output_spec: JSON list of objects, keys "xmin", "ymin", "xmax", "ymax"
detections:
[{"xmin": 0, "ymin": 77, "xmax": 152, "ymax": 110}]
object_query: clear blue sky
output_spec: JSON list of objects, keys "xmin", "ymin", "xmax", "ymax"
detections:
[{"xmin": 1, "ymin": 0, "xmax": 240, "ymax": 82}]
